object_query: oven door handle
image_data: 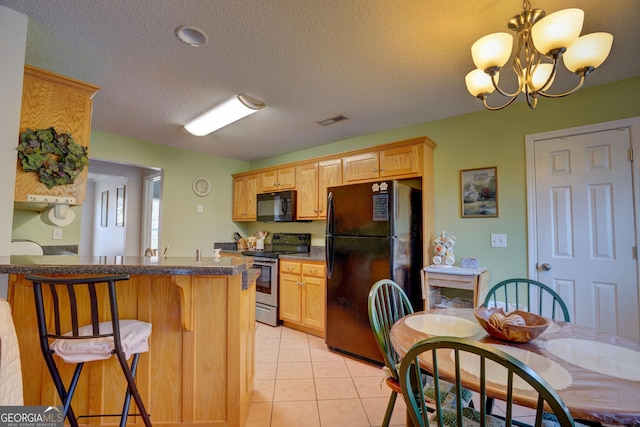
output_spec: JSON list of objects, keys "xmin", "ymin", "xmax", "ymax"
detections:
[{"xmin": 252, "ymin": 259, "xmax": 277, "ymax": 267}]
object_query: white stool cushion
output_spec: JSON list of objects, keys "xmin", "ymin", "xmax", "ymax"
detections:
[{"xmin": 51, "ymin": 320, "xmax": 152, "ymax": 363}]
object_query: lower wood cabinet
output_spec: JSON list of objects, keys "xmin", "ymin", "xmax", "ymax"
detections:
[
  {"xmin": 279, "ymin": 260, "xmax": 325, "ymax": 337},
  {"xmin": 9, "ymin": 273, "xmax": 255, "ymax": 427}
]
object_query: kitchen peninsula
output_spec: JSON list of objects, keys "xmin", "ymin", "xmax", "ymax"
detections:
[{"xmin": 0, "ymin": 255, "xmax": 258, "ymax": 427}]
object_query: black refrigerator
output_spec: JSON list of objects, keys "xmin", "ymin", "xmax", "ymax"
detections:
[{"xmin": 325, "ymin": 179, "xmax": 423, "ymax": 364}]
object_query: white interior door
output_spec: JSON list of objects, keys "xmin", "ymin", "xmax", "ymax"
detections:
[{"xmin": 526, "ymin": 119, "xmax": 640, "ymax": 343}]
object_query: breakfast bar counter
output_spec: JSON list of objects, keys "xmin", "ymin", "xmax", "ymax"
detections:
[{"xmin": 0, "ymin": 255, "xmax": 258, "ymax": 427}]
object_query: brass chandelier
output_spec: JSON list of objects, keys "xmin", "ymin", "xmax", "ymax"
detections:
[{"xmin": 465, "ymin": 0, "xmax": 613, "ymax": 110}]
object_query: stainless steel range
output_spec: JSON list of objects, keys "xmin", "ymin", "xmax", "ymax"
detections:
[{"xmin": 242, "ymin": 233, "xmax": 311, "ymax": 326}]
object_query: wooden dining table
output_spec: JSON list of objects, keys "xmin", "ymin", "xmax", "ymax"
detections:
[{"xmin": 390, "ymin": 308, "xmax": 640, "ymax": 426}]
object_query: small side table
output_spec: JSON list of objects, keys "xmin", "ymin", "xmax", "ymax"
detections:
[{"xmin": 421, "ymin": 266, "xmax": 490, "ymax": 310}]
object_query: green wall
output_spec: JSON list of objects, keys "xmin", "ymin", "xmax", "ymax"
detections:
[
  {"xmin": 14, "ymin": 76, "xmax": 638, "ymax": 285},
  {"xmin": 13, "ymin": 206, "xmax": 83, "ymax": 245},
  {"xmin": 249, "ymin": 76, "xmax": 640, "ymax": 284}
]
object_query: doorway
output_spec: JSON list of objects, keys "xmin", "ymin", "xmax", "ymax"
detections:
[
  {"xmin": 525, "ymin": 118, "xmax": 640, "ymax": 342},
  {"xmin": 142, "ymin": 173, "xmax": 162, "ymax": 255},
  {"xmin": 82, "ymin": 160, "xmax": 161, "ymax": 256}
]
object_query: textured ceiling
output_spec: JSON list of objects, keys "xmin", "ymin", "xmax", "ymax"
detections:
[{"xmin": 2, "ymin": 0, "xmax": 639, "ymax": 162}]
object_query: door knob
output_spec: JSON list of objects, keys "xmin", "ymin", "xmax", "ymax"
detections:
[{"xmin": 540, "ymin": 263, "xmax": 552, "ymax": 271}]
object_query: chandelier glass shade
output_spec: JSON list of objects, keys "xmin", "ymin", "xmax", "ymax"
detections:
[{"xmin": 465, "ymin": 1, "xmax": 613, "ymax": 110}]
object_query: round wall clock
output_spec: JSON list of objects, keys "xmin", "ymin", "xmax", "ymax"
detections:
[{"xmin": 192, "ymin": 177, "xmax": 210, "ymax": 196}]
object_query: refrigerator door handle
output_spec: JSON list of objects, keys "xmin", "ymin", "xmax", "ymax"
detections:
[
  {"xmin": 326, "ymin": 236, "xmax": 334, "ymax": 279},
  {"xmin": 326, "ymin": 191, "xmax": 334, "ymax": 279},
  {"xmin": 326, "ymin": 191, "xmax": 334, "ymax": 236}
]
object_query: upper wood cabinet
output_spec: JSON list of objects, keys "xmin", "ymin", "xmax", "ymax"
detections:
[
  {"xmin": 14, "ymin": 65, "xmax": 100, "ymax": 204},
  {"xmin": 232, "ymin": 173, "xmax": 259, "ymax": 221},
  {"xmin": 379, "ymin": 144, "xmax": 421, "ymax": 177},
  {"xmin": 341, "ymin": 152, "xmax": 379, "ymax": 183},
  {"xmin": 343, "ymin": 143, "xmax": 422, "ymax": 183},
  {"xmin": 232, "ymin": 137, "xmax": 435, "ymax": 225},
  {"xmin": 259, "ymin": 166, "xmax": 295, "ymax": 193},
  {"xmin": 296, "ymin": 159, "xmax": 342, "ymax": 220}
]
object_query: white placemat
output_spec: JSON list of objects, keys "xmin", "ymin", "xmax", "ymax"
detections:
[
  {"xmin": 405, "ymin": 313, "xmax": 484, "ymax": 337},
  {"xmin": 455, "ymin": 344, "xmax": 573, "ymax": 391},
  {"xmin": 545, "ymin": 338, "xmax": 640, "ymax": 381}
]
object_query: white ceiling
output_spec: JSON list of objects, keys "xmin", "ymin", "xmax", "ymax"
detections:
[{"xmin": 2, "ymin": 0, "xmax": 639, "ymax": 162}]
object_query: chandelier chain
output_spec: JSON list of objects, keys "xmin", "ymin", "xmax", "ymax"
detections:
[{"xmin": 522, "ymin": 0, "xmax": 531, "ymax": 12}]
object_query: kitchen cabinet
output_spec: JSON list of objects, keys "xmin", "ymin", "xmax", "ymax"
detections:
[
  {"xmin": 14, "ymin": 65, "xmax": 99, "ymax": 205},
  {"xmin": 232, "ymin": 173, "xmax": 259, "ymax": 221},
  {"xmin": 342, "ymin": 143, "xmax": 422, "ymax": 183},
  {"xmin": 259, "ymin": 166, "xmax": 296, "ymax": 192},
  {"xmin": 279, "ymin": 260, "xmax": 325, "ymax": 337},
  {"xmin": 296, "ymin": 159, "xmax": 342, "ymax": 219},
  {"xmin": 230, "ymin": 136, "xmax": 435, "ymax": 242}
]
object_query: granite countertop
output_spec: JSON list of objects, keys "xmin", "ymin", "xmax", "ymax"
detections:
[
  {"xmin": 222, "ymin": 245, "xmax": 326, "ymax": 262},
  {"xmin": 0, "ymin": 255, "xmax": 252, "ymax": 276},
  {"xmin": 278, "ymin": 246, "xmax": 325, "ymax": 261}
]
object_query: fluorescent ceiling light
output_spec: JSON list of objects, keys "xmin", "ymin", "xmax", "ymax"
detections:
[{"xmin": 184, "ymin": 95, "xmax": 265, "ymax": 136}]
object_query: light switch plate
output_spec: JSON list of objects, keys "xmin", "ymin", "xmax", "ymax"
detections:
[
  {"xmin": 53, "ymin": 228, "xmax": 63, "ymax": 240},
  {"xmin": 491, "ymin": 233, "xmax": 507, "ymax": 247}
]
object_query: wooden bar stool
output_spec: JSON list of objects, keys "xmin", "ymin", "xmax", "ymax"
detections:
[{"xmin": 26, "ymin": 274, "xmax": 152, "ymax": 427}]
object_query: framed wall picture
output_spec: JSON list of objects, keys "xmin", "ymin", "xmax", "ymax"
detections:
[
  {"xmin": 461, "ymin": 166, "xmax": 498, "ymax": 217},
  {"xmin": 101, "ymin": 191, "xmax": 108, "ymax": 227},
  {"xmin": 116, "ymin": 185, "xmax": 126, "ymax": 226}
]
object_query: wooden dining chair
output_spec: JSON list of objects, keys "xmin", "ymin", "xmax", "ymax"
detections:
[
  {"xmin": 483, "ymin": 278, "xmax": 571, "ymax": 322},
  {"xmin": 368, "ymin": 279, "xmax": 415, "ymax": 426},
  {"xmin": 399, "ymin": 336, "xmax": 575, "ymax": 427},
  {"xmin": 368, "ymin": 279, "xmax": 473, "ymax": 426}
]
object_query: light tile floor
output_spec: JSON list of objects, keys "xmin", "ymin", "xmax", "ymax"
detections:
[
  {"xmin": 246, "ymin": 322, "xmax": 540, "ymax": 427},
  {"xmin": 246, "ymin": 322, "xmax": 408, "ymax": 427}
]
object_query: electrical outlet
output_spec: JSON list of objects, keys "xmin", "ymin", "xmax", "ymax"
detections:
[
  {"xmin": 197, "ymin": 205, "xmax": 204, "ymax": 213},
  {"xmin": 491, "ymin": 233, "xmax": 507, "ymax": 248},
  {"xmin": 53, "ymin": 228, "xmax": 63, "ymax": 240}
]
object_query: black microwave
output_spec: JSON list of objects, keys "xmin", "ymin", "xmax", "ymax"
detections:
[{"xmin": 257, "ymin": 190, "xmax": 297, "ymax": 222}]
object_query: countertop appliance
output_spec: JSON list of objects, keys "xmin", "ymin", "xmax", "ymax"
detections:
[
  {"xmin": 257, "ymin": 190, "xmax": 297, "ymax": 222},
  {"xmin": 242, "ymin": 233, "xmax": 311, "ymax": 326},
  {"xmin": 325, "ymin": 180, "xmax": 422, "ymax": 364}
]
